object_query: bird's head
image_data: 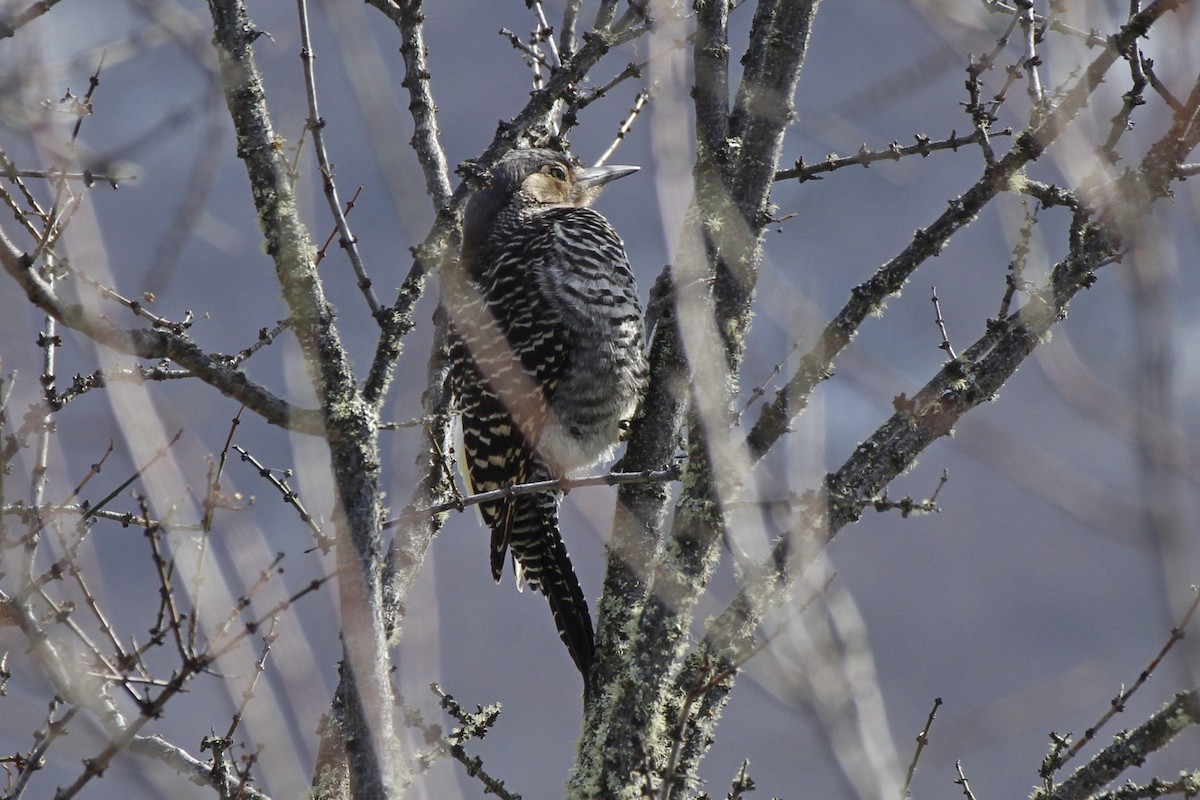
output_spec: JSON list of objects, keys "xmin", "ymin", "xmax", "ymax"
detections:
[
  {"xmin": 488, "ymin": 148, "xmax": 639, "ymax": 209},
  {"xmin": 460, "ymin": 149, "xmax": 638, "ymax": 260}
]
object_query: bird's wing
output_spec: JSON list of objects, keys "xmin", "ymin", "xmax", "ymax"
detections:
[
  {"xmin": 533, "ymin": 207, "xmax": 637, "ymax": 329},
  {"xmin": 450, "ymin": 319, "xmax": 546, "ymax": 582},
  {"xmin": 450, "ymin": 220, "xmax": 568, "ymax": 579}
]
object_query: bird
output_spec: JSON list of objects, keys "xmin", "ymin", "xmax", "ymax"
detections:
[{"xmin": 446, "ymin": 148, "xmax": 647, "ymax": 686}]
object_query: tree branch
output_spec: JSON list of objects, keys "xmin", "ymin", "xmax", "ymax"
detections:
[
  {"xmin": 1033, "ymin": 691, "xmax": 1200, "ymax": 800},
  {"xmin": 745, "ymin": 0, "xmax": 1192, "ymax": 462},
  {"xmin": 206, "ymin": 0, "xmax": 396, "ymax": 794},
  {"xmin": 679, "ymin": 73, "xmax": 1200, "ymax": 770},
  {"xmin": 0, "ymin": 236, "xmax": 324, "ymax": 434}
]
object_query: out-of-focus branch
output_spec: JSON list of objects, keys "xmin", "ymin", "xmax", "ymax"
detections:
[
  {"xmin": 0, "ymin": 0, "xmax": 61, "ymax": 39},
  {"xmin": 0, "ymin": 165, "xmax": 131, "ymax": 185}
]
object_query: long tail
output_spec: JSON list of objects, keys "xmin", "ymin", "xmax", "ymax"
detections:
[{"xmin": 491, "ymin": 486, "xmax": 595, "ymax": 684}]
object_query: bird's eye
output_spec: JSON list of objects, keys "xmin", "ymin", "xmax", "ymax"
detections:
[{"xmin": 547, "ymin": 164, "xmax": 568, "ymax": 181}]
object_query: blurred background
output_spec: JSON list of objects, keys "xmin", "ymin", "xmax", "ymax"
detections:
[{"xmin": 1, "ymin": 1, "xmax": 1198, "ymax": 797}]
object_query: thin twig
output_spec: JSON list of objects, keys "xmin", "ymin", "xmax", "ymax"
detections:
[
  {"xmin": 1, "ymin": 502, "xmax": 197, "ymax": 530},
  {"xmin": 902, "ymin": 697, "xmax": 943, "ymax": 795},
  {"xmin": 1034, "ymin": 691, "xmax": 1200, "ymax": 800},
  {"xmin": 868, "ymin": 469, "xmax": 949, "ymax": 518},
  {"xmin": 954, "ymin": 761, "xmax": 978, "ymax": 800},
  {"xmin": 427, "ymin": 684, "xmax": 520, "ymax": 800},
  {"xmin": 383, "ymin": 465, "xmax": 681, "ymax": 529},
  {"xmin": 997, "ymin": 200, "xmax": 1038, "ymax": 320},
  {"xmin": 775, "ymin": 129, "xmax": 1014, "ymax": 182},
  {"xmin": 80, "ymin": 430, "xmax": 184, "ymax": 523},
  {"xmin": 979, "ymin": 0, "xmax": 1109, "ymax": 47},
  {"xmin": 930, "ymin": 286, "xmax": 957, "ymax": 360},
  {"xmin": 314, "ymin": 185, "xmax": 363, "ymax": 266},
  {"xmin": 296, "ymin": 0, "xmax": 380, "ymax": 317},
  {"xmin": 500, "ymin": 27, "xmax": 555, "ymax": 71},
  {"xmin": 4, "ymin": 701, "xmax": 78, "ymax": 798},
  {"xmin": 232, "ymin": 445, "xmax": 332, "ymax": 554},
  {"xmin": 737, "ymin": 341, "xmax": 800, "ymax": 424},
  {"xmin": 595, "ymin": 86, "xmax": 651, "ymax": 166},
  {"xmin": 69, "ymin": 54, "xmax": 105, "ymax": 144},
  {"xmin": 1048, "ymin": 587, "xmax": 1200, "ymax": 775},
  {"xmin": 1016, "ymin": 0, "xmax": 1045, "ymax": 111},
  {"xmin": 0, "ymin": 165, "xmax": 131, "ymax": 186},
  {"xmin": 1099, "ymin": 46, "xmax": 1149, "ymax": 165},
  {"xmin": 70, "ymin": 265, "xmax": 195, "ymax": 334},
  {"xmin": 232, "ymin": 319, "xmax": 293, "ymax": 366}
]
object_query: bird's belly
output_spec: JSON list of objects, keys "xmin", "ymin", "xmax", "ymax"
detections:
[{"xmin": 539, "ymin": 347, "xmax": 643, "ymax": 476}]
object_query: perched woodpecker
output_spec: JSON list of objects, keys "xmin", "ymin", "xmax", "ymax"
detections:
[{"xmin": 446, "ymin": 148, "xmax": 647, "ymax": 685}]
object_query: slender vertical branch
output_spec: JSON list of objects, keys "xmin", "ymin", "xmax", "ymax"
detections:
[
  {"xmin": 360, "ymin": 0, "xmax": 454, "ymax": 409},
  {"xmin": 296, "ymin": 0, "xmax": 381, "ymax": 317},
  {"xmin": 387, "ymin": 0, "xmax": 452, "ymax": 210},
  {"xmin": 560, "ymin": 0, "xmax": 583, "ymax": 61},
  {"xmin": 206, "ymin": 0, "xmax": 396, "ymax": 795}
]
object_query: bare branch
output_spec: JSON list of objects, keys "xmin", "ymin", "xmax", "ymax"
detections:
[
  {"xmin": 955, "ymin": 760, "xmax": 979, "ymax": 800},
  {"xmin": 930, "ymin": 285, "xmax": 958, "ymax": 361},
  {"xmin": 296, "ymin": 0, "xmax": 380, "ymax": 317},
  {"xmin": 775, "ymin": 129, "xmax": 1013, "ymax": 182},
  {"xmin": 384, "ymin": 465, "xmax": 681, "ymax": 528},
  {"xmin": 0, "ymin": 237, "xmax": 323, "ymax": 433},
  {"xmin": 747, "ymin": 0, "xmax": 1191, "ymax": 462},
  {"xmin": 208, "ymin": 1, "xmax": 397, "ymax": 794},
  {"xmin": 233, "ymin": 444, "xmax": 333, "ymax": 554},
  {"xmin": 1048, "ymin": 589, "xmax": 1200, "ymax": 776},
  {"xmin": 903, "ymin": 697, "xmax": 943, "ymax": 795},
  {"xmin": 1033, "ymin": 691, "xmax": 1200, "ymax": 800}
]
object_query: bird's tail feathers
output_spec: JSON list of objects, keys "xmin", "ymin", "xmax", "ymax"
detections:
[{"xmin": 504, "ymin": 489, "xmax": 595, "ymax": 682}]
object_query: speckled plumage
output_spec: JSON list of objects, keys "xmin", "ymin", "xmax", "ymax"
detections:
[{"xmin": 447, "ymin": 149, "xmax": 647, "ymax": 684}]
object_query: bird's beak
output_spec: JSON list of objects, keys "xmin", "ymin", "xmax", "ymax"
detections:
[{"xmin": 577, "ymin": 164, "xmax": 639, "ymax": 188}]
